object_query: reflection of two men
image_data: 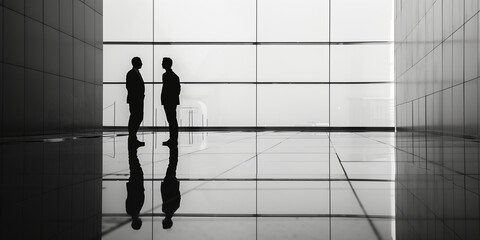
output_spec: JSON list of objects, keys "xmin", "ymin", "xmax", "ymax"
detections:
[
  {"xmin": 161, "ymin": 144, "xmax": 181, "ymax": 229},
  {"xmin": 126, "ymin": 143, "xmax": 145, "ymax": 230}
]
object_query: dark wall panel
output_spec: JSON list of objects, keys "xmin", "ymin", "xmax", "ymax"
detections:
[
  {"xmin": 1, "ymin": 0, "xmax": 103, "ymax": 137},
  {"xmin": 396, "ymin": 1, "xmax": 480, "ymax": 239},
  {"xmin": 3, "ymin": 64, "xmax": 25, "ymax": 136},
  {"xmin": 25, "ymin": 17, "xmax": 43, "ymax": 71},
  {"xmin": 4, "ymin": 9, "xmax": 24, "ymax": 66},
  {"xmin": 464, "ymin": 79, "xmax": 477, "ymax": 137},
  {"xmin": 60, "ymin": 77, "xmax": 74, "ymax": 131},
  {"xmin": 25, "ymin": 69, "xmax": 44, "ymax": 134},
  {"xmin": 44, "ymin": 73, "xmax": 60, "ymax": 133}
]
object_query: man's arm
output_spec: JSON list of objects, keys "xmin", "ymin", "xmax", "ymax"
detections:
[
  {"xmin": 175, "ymin": 75, "xmax": 181, "ymax": 96},
  {"xmin": 126, "ymin": 71, "xmax": 133, "ymax": 91}
]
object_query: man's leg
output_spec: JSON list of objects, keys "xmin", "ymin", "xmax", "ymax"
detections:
[
  {"xmin": 164, "ymin": 105, "xmax": 178, "ymax": 143},
  {"xmin": 129, "ymin": 101, "xmax": 144, "ymax": 144},
  {"xmin": 128, "ymin": 103, "xmax": 137, "ymax": 139}
]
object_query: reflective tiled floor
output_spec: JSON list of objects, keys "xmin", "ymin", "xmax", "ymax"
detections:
[
  {"xmin": 102, "ymin": 131, "xmax": 396, "ymax": 240},
  {"xmin": 0, "ymin": 131, "xmax": 397, "ymax": 240}
]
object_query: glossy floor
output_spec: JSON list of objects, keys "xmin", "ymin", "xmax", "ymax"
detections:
[
  {"xmin": 1, "ymin": 131, "xmax": 397, "ymax": 240},
  {"xmin": 102, "ymin": 131, "xmax": 396, "ymax": 240}
]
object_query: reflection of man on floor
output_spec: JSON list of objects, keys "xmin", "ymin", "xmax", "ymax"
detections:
[
  {"xmin": 161, "ymin": 57, "xmax": 181, "ymax": 145},
  {"xmin": 161, "ymin": 144, "xmax": 180, "ymax": 229},
  {"xmin": 126, "ymin": 57, "xmax": 145, "ymax": 146},
  {"xmin": 126, "ymin": 142, "xmax": 145, "ymax": 230}
]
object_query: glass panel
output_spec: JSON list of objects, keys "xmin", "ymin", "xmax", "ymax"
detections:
[
  {"xmin": 103, "ymin": 45, "xmax": 154, "ymax": 82},
  {"xmin": 257, "ymin": 0, "xmax": 329, "ymax": 42},
  {"xmin": 103, "ymin": 84, "xmax": 154, "ymax": 126},
  {"xmin": 331, "ymin": 0, "xmax": 393, "ymax": 41},
  {"xmin": 257, "ymin": 84, "xmax": 329, "ymax": 126},
  {"xmin": 153, "ymin": 45, "xmax": 255, "ymax": 83},
  {"xmin": 330, "ymin": 84, "xmax": 394, "ymax": 127},
  {"xmin": 257, "ymin": 45, "xmax": 329, "ymax": 82},
  {"xmin": 154, "ymin": 84, "xmax": 256, "ymax": 127},
  {"xmin": 103, "ymin": 0, "xmax": 153, "ymax": 41},
  {"xmin": 331, "ymin": 44, "xmax": 393, "ymax": 82},
  {"xmin": 154, "ymin": 0, "xmax": 256, "ymax": 42}
]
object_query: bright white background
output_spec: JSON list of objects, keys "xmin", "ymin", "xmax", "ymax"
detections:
[{"xmin": 103, "ymin": 0, "xmax": 394, "ymax": 127}]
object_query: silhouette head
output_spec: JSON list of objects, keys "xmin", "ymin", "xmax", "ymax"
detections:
[
  {"xmin": 131, "ymin": 217, "xmax": 143, "ymax": 230},
  {"xmin": 162, "ymin": 217, "xmax": 173, "ymax": 229},
  {"xmin": 132, "ymin": 57, "xmax": 143, "ymax": 69},
  {"xmin": 162, "ymin": 57, "xmax": 173, "ymax": 70}
]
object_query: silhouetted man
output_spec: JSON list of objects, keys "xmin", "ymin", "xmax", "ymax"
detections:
[
  {"xmin": 126, "ymin": 142, "xmax": 145, "ymax": 230},
  {"xmin": 161, "ymin": 57, "xmax": 181, "ymax": 145},
  {"xmin": 161, "ymin": 144, "xmax": 181, "ymax": 229},
  {"xmin": 126, "ymin": 57, "xmax": 145, "ymax": 146}
]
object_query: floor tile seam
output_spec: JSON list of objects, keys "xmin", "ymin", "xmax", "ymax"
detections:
[
  {"xmin": 102, "ymin": 136, "xmax": 255, "ymax": 176},
  {"xmin": 101, "ymin": 150, "xmax": 258, "ymax": 177},
  {"xmin": 328, "ymin": 137, "xmax": 383, "ymax": 240},
  {"xmin": 138, "ymin": 134, "xmax": 311, "ymax": 218},
  {"xmin": 101, "ymin": 213, "xmax": 395, "ymax": 219},
  {"xmin": 354, "ymin": 132, "xmax": 397, "ymax": 148},
  {"xmin": 398, "ymin": 155, "xmax": 472, "ymax": 178},
  {"xmin": 101, "ymin": 178, "xmax": 395, "ymax": 182},
  {"xmin": 139, "ymin": 155, "xmax": 260, "ymax": 215}
]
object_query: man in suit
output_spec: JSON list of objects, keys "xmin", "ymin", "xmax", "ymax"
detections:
[
  {"xmin": 161, "ymin": 57, "xmax": 181, "ymax": 145},
  {"xmin": 126, "ymin": 57, "xmax": 145, "ymax": 146}
]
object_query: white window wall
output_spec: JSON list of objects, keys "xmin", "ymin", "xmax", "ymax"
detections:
[{"xmin": 103, "ymin": 0, "xmax": 394, "ymax": 127}]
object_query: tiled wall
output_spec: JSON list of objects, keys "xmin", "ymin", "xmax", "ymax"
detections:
[
  {"xmin": 395, "ymin": 0, "xmax": 480, "ymax": 239},
  {"xmin": 1, "ymin": 138, "xmax": 103, "ymax": 239},
  {"xmin": 1, "ymin": 0, "xmax": 103, "ymax": 137},
  {"xmin": 396, "ymin": 0, "xmax": 479, "ymax": 137}
]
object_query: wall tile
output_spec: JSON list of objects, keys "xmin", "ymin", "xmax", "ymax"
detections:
[
  {"xmin": 73, "ymin": 39, "xmax": 84, "ymax": 81},
  {"xmin": 465, "ymin": 0, "xmax": 478, "ymax": 21},
  {"xmin": 0, "ymin": 7, "xmax": 3, "ymax": 62},
  {"xmin": 25, "ymin": 69, "xmax": 44, "ymax": 134},
  {"xmin": 25, "ymin": 17, "xmax": 43, "ymax": 71},
  {"xmin": 2, "ymin": 0, "xmax": 101, "ymax": 136},
  {"xmin": 94, "ymin": 85, "xmax": 102, "ymax": 128},
  {"xmin": 452, "ymin": 0, "xmax": 464, "ymax": 31},
  {"xmin": 73, "ymin": 80, "xmax": 85, "ymax": 130},
  {"xmin": 60, "ymin": 32, "xmax": 73, "ymax": 78},
  {"xmin": 443, "ymin": 0, "xmax": 453, "ymax": 39},
  {"xmin": 44, "ymin": 0, "xmax": 59, "ymax": 28},
  {"xmin": 85, "ymin": 83, "xmax": 94, "ymax": 128},
  {"xmin": 465, "ymin": 15, "xmax": 478, "ymax": 82},
  {"xmin": 60, "ymin": 0, "xmax": 73, "ymax": 35},
  {"xmin": 452, "ymin": 27, "xmax": 464, "ymax": 86},
  {"xmin": 44, "ymin": 26, "xmax": 60, "ymax": 75},
  {"xmin": 443, "ymin": 37, "xmax": 453, "ymax": 89},
  {"xmin": 85, "ymin": 44, "xmax": 94, "ymax": 84},
  {"xmin": 94, "ymin": 48, "xmax": 102, "ymax": 85},
  {"xmin": 442, "ymin": 88, "xmax": 453, "ymax": 134},
  {"xmin": 74, "ymin": 0, "xmax": 85, "ymax": 41},
  {"xmin": 465, "ymin": 79, "xmax": 477, "ymax": 137},
  {"xmin": 25, "ymin": 0, "xmax": 43, "ymax": 22},
  {"xmin": 94, "ymin": 12, "xmax": 102, "ymax": 49},
  {"xmin": 452, "ymin": 84, "xmax": 464, "ymax": 135},
  {"xmin": 0, "ymin": 64, "xmax": 3, "ymax": 136},
  {"xmin": 4, "ymin": 9, "xmax": 24, "ymax": 66},
  {"xmin": 95, "ymin": 0, "xmax": 102, "ymax": 15},
  {"xmin": 85, "ymin": 5, "xmax": 94, "ymax": 46},
  {"xmin": 60, "ymin": 77, "xmax": 74, "ymax": 131},
  {"xmin": 3, "ymin": 64, "xmax": 25, "ymax": 136},
  {"xmin": 44, "ymin": 73, "xmax": 60, "ymax": 133},
  {"xmin": 4, "ymin": 0, "xmax": 24, "ymax": 13}
]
